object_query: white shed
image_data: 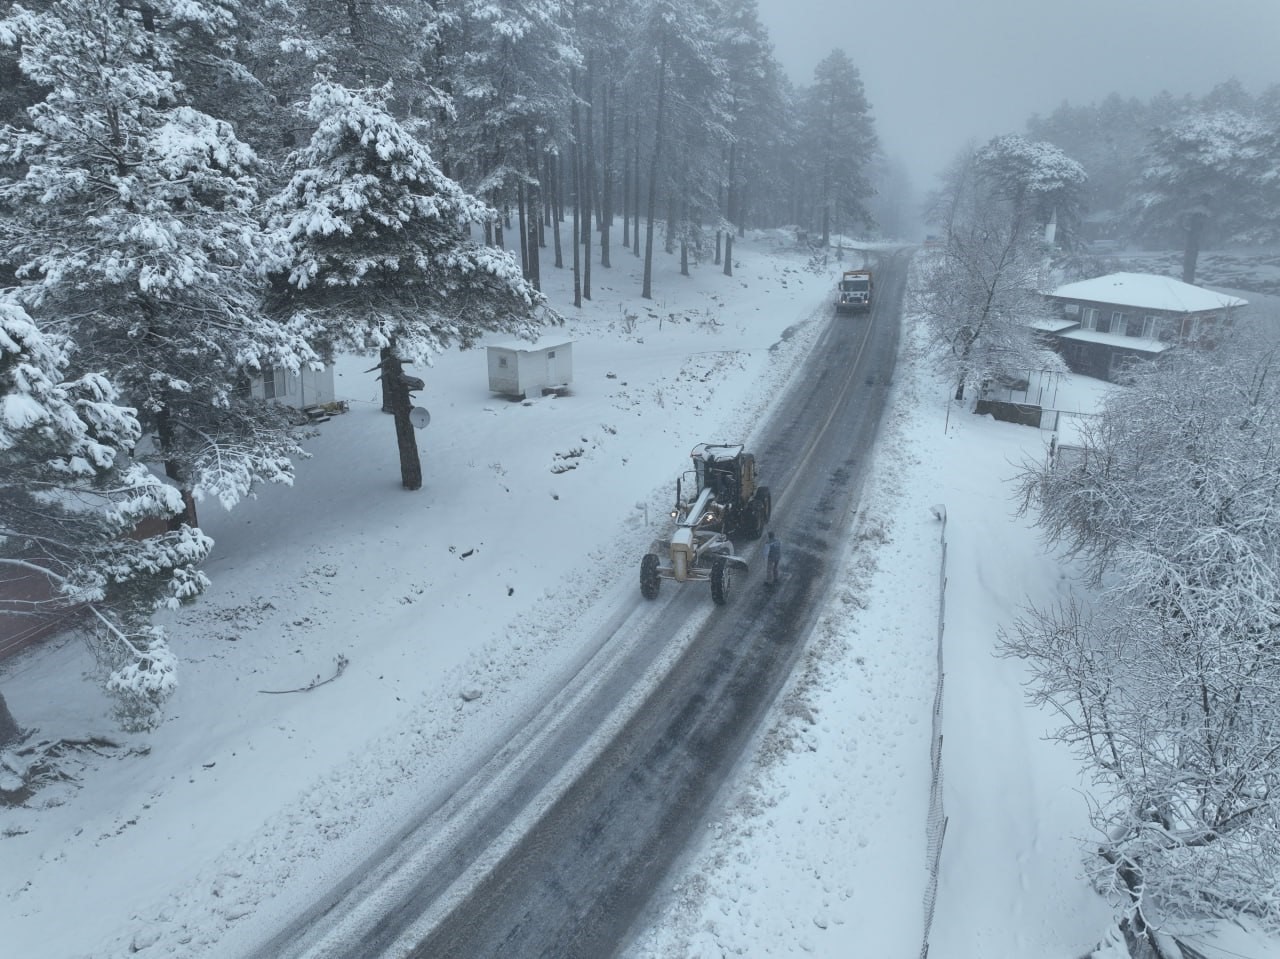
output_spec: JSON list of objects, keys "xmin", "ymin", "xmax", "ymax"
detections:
[
  {"xmin": 487, "ymin": 341, "xmax": 574, "ymax": 399},
  {"xmin": 248, "ymin": 363, "xmax": 337, "ymax": 411}
]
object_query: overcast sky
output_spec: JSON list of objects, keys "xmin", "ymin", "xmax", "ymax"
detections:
[{"xmin": 757, "ymin": 0, "xmax": 1280, "ymax": 192}]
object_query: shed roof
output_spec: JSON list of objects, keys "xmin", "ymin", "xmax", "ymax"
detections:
[
  {"xmin": 1048, "ymin": 273, "xmax": 1247, "ymax": 313},
  {"xmin": 487, "ymin": 340, "xmax": 573, "ymax": 354},
  {"xmin": 1030, "ymin": 317, "xmax": 1080, "ymax": 333}
]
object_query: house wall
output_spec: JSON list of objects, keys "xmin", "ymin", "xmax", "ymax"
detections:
[
  {"xmin": 1050, "ymin": 296, "xmax": 1225, "ymax": 346},
  {"xmin": 1045, "ymin": 293, "xmax": 1234, "ymax": 382},
  {"xmin": 1056, "ymin": 339, "xmax": 1161, "ymax": 383}
]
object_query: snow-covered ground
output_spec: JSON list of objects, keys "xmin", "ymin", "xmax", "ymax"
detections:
[{"xmin": 2, "ymin": 231, "xmax": 1275, "ymax": 958}]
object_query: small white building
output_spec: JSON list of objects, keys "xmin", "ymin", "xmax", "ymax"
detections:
[
  {"xmin": 247, "ymin": 363, "xmax": 337, "ymax": 411},
  {"xmin": 487, "ymin": 341, "xmax": 574, "ymax": 399}
]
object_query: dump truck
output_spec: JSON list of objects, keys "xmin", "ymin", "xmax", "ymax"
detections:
[{"xmin": 835, "ymin": 269, "xmax": 872, "ymax": 315}]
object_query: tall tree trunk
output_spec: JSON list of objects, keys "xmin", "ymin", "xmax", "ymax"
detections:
[
  {"xmin": 633, "ymin": 110, "xmax": 642, "ymax": 258},
  {"xmin": 526, "ymin": 172, "xmax": 542, "ymax": 292},
  {"xmin": 725, "ymin": 141, "xmax": 737, "ymax": 229},
  {"xmin": 0, "ymin": 690, "xmax": 22, "ymax": 750},
  {"xmin": 543, "ymin": 151, "xmax": 553, "ymax": 228},
  {"xmin": 517, "ymin": 179, "xmax": 529, "ymax": 279},
  {"xmin": 664, "ymin": 190, "xmax": 676, "ymax": 255},
  {"xmin": 642, "ymin": 48, "xmax": 667, "ymax": 300},
  {"xmin": 572, "ymin": 90, "xmax": 583, "ymax": 307},
  {"xmin": 600, "ymin": 80, "xmax": 614, "ymax": 268},
  {"xmin": 622, "ymin": 108, "xmax": 631, "ymax": 250},
  {"xmin": 155, "ymin": 405, "xmax": 199, "ymax": 529},
  {"xmin": 1182, "ymin": 212, "xmax": 1206, "ymax": 284},
  {"xmin": 583, "ymin": 65, "xmax": 594, "ymax": 299},
  {"xmin": 550, "ymin": 152, "xmax": 564, "ymax": 269},
  {"xmin": 380, "ymin": 350, "xmax": 422, "ymax": 491},
  {"xmin": 724, "ymin": 231, "xmax": 733, "ymax": 277},
  {"xmin": 679, "ymin": 195, "xmax": 689, "ymax": 276}
]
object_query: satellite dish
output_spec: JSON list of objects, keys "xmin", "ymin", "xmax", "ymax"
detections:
[{"xmin": 409, "ymin": 407, "xmax": 431, "ymax": 429}]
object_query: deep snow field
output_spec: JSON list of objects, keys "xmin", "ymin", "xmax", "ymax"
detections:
[{"xmin": 2, "ymin": 230, "xmax": 1277, "ymax": 959}]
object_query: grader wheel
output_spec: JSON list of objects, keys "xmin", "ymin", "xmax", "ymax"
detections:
[
  {"xmin": 710, "ymin": 556, "xmax": 731, "ymax": 605},
  {"xmin": 640, "ymin": 553, "xmax": 661, "ymax": 599}
]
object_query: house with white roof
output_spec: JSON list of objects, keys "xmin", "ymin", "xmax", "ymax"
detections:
[{"xmin": 1041, "ymin": 272, "xmax": 1248, "ymax": 382}]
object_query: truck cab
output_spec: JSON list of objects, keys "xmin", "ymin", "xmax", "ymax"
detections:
[{"xmin": 836, "ymin": 270, "xmax": 872, "ymax": 314}]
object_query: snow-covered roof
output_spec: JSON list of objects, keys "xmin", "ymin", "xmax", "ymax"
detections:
[
  {"xmin": 1056, "ymin": 328, "xmax": 1171, "ymax": 353},
  {"xmin": 1030, "ymin": 317, "xmax": 1079, "ymax": 333},
  {"xmin": 488, "ymin": 340, "xmax": 573, "ymax": 353},
  {"xmin": 1048, "ymin": 273, "xmax": 1247, "ymax": 313}
]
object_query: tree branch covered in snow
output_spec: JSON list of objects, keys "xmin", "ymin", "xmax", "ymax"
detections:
[
  {"xmin": 0, "ymin": 0, "xmax": 316, "ymax": 524},
  {"xmin": 0, "ymin": 302, "xmax": 211, "ymax": 732},
  {"xmin": 269, "ymin": 80, "xmax": 552, "ymax": 365}
]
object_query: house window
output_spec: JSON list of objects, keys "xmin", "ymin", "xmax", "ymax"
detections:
[
  {"xmin": 262, "ymin": 364, "xmax": 287, "ymax": 400},
  {"xmin": 498, "ymin": 356, "xmax": 509, "ymax": 368},
  {"xmin": 1064, "ymin": 303, "xmax": 1080, "ymax": 316},
  {"xmin": 547, "ymin": 350, "xmax": 556, "ymax": 359},
  {"xmin": 1110, "ymin": 312, "xmax": 1128, "ymax": 336},
  {"xmin": 1081, "ymin": 307, "xmax": 1100, "ymax": 331},
  {"xmin": 1142, "ymin": 315, "xmax": 1159, "ymax": 338}
]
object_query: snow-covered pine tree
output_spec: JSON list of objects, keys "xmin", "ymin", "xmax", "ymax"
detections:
[
  {"xmin": 974, "ymin": 134, "xmax": 1087, "ymax": 250},
  {"xmin": 1132, "ymin": 110, "xmax": 1280, "ymax": 283},
  {"xmin": 795, "ymin": 49, "xmax": 879, "ymax": 247},
  {"xmin": 0, "ymin": 302, "xmax": 212, "ymax": 736},
  {"xmin": 715, "ymin": 0, "xmax": 785, "ymax": 273},
  {"xmin": 445, "ymin": 0, "xmax": 577, "ymax": 290},
  {"xmin": 633, "ymin": 0, "xmax": 728, "ymax": 299},
  {"xmin": 270, "ymin": 81, "xmax": 550, "ymax": 490},
  {"xmin": 0, "ymin": 0, "xmax": 315, "ymax": 528},
  {"xmin": 650, "ymin": 0, "xmax": 734, "ymax": 279},
  {"xmin": 1026, "ymin": 94, "xmax": 1161, "ymax": 223}
]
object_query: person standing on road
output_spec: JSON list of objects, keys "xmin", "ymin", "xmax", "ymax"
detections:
[{"xmin": 765, "ymin": 530, "xmax": 781, "ymax": 585}]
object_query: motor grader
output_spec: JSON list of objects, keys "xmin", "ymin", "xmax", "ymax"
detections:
[{"xmin": 639, "ymin": 444, "xmax": 772, "ymax": 605}]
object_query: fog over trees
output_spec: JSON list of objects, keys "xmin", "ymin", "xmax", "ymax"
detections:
[{"xmin": 1024, "ymin": 80, "xmax": 1280, "ymax": 277}]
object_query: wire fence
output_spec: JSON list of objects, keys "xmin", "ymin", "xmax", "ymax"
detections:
[{"xmin": 920, "ymin": 505, "xmax": 949, "ymax": 959}]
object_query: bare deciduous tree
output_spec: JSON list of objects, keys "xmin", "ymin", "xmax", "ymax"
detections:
[{"xmin": 1007, "ymin": 339, "xmax": 1280, "ymax": 945}]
